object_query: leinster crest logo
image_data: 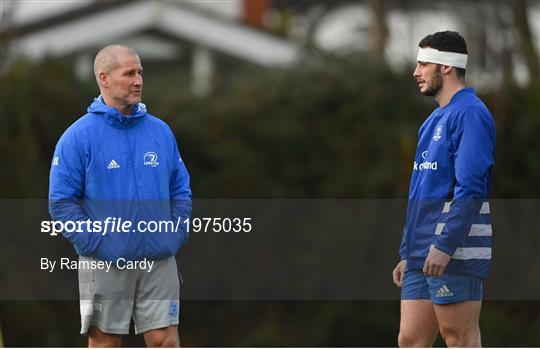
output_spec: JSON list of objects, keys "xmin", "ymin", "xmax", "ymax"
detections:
[
  {"xmin": 169, "ymin": 301, "xmax": 178, "ymax": 317},
  {"xmin": 144, "ymin": 152, "xmax": 159, "ymax": 167},
  {"xmin": 433, "ymin": 125, "xmax": 442, "ymax": 141}
]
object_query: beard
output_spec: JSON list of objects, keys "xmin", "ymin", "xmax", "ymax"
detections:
[{"xmin": 421, "ymin": 70, "xmax": 443, "ymax": 97}]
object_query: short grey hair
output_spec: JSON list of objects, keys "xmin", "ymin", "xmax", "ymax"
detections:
[{"xmin": 93, "ymin": 45, "xmax": 139, "ymax": 84}]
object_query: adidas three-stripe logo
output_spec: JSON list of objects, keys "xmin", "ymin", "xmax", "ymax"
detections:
[
  {"xmin": 107, "ymin": 159, "xmax": 120, "ymax": 170},
  {"xmin": 436, "ymin": 284, "xmax": 454, "ymax": 297}
]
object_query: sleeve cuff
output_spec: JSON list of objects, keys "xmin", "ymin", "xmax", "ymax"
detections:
[{"xmin": 432, "ymin": 240, "xmax": 457, "ymax": 257}]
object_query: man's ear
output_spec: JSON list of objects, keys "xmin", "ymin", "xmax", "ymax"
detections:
[
  {"xmin": 98, "ymin": 71, "xmax": 108, "ymax": 88},
  {"xmin": 441, "ymin": 65, "xmax": 454, "ymax": 75}
]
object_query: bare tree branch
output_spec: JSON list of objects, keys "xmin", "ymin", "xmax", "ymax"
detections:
[
  {"xmin": 367, "ymin": 0, "xmax": 388, "ymax": 61},
  {"xmin": 513, "ymin": 0, "xmax": 540, "ymax": 84}
]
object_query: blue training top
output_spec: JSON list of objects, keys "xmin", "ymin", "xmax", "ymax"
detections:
[
  {"xmin": 399, "ymin": 87, "xmax": 496, "ymax": 279},
  {"xmin": 49, "ymin": 96, "xmax": 192, "ymax": 262}
]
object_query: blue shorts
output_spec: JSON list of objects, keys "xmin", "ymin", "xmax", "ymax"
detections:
[{"xmin": 401, "ymin": 269, "xmax": 483, "ymax": 304}]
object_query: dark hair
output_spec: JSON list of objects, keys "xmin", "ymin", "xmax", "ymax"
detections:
[{"xmin": 419, "ymin": 31, "xmax": 467, "ymax": 80}]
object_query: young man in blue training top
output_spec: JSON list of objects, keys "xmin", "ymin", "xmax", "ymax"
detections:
[
  {"xmin": 392, "ymin": 31, "xmax": 495, "ymax": 347},
  {"xmin": 49, "ymin": 45, "xmax": 191, "ymax": 347}
]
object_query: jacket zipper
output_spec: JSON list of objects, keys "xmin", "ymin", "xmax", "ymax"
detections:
[{"xmin": 124, "ymin": 127, "xmax": 144, "ymax": 257}]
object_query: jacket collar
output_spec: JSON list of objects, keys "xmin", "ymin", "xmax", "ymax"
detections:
[{"xmin": 87, "ymin": 96, "xmax": 147, "ymax": 128}]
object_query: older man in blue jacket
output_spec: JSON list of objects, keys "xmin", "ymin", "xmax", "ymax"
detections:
[{"xmin": 49, "ymin": 45, "xmax": 191, "ymax": 347}]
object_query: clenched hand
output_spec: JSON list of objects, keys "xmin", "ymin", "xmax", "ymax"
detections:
[
  {"xmin": 392, "ymin": 259, "xmax": 407, "ymax": 287},
  {"xmin": 423, "ymin": 245, "xmax": 451, "ymax": 277}
]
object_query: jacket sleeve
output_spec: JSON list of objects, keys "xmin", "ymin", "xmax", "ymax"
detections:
[
  {"xmin": 48, "ymin": 130, "xmax": 102, "ymax": 255},
  {"xmin": 169, "ymin": 135, "xmax": 192, "ymax": 246},
  {"xmin": 433, "ymin": 106, "xmax": 495, "ymax": 255},
  {"xmin": 399, "ymin": 204, "xmax": 412, "ymax": 259},
  {"xmin": 399, "ymin": 226, "xmax": 408, "ymax": 260}
]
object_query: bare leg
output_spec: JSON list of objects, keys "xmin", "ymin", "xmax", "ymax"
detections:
[
  {"xmin": 434, "ymin": 300, "xmax": 482, "ymax": 347},
  {"xmin": 143, "ymin": 325, "xmax": 180, "ymax": 347},
  {"xmin": 398, "ymin": 300, "xmax": 439, "ymax": 347},
  {"xmin": 88, "ymin": 326, "xmax": 122, "ymax": 347}
]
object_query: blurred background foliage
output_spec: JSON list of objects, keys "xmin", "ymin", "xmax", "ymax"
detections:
[
  {"xmin": 1, "ymin": 53, "xmax": 538, "ymax": 199},
  {"xmin": 0, "ymin": 51, "xmax": 538, "ymax": 346}
]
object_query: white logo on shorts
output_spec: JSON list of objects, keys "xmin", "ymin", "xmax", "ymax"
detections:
[{"xmin": 436, "ymin": 284, "xmax": 454, "ymax": 297}]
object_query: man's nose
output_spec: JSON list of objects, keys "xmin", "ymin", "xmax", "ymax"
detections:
[
  {"xmin": 412, "ymin": 64, "xmax": 421, "ymax": 77},
  {"xmin": 134, "ymin": 75, "xmax": 143, "ymax": 86}
]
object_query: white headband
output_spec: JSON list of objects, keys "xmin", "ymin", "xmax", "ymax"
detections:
[{"xmin": 417, "ymin": 47, "xmax": 467, "ymax": 69}]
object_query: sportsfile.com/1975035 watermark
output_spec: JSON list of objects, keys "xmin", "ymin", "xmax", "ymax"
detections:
[{"xmin": 41, "ymin": 217, "xmax": 253, "ymax": 236}]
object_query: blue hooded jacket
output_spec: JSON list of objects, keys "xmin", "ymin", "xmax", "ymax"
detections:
[
  {"xmin": 49, "ymin": 97, "xmax": 192, "ymax": 262},
  {"xmin": 399, "ymin": 88, "xmax": 495, "ymax": 278}
]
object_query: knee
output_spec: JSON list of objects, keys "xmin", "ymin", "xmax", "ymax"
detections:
[
  {"xmin": 147, "ymin": 334, "xmax": 179, "ymax": 347},
  {"xmin": 398, "ymin": 332, "xmax": 414, "ymax": 347},
  {"xmin": 398, "ymin": 331, "xmax": 433, "ymax": 348},
  {"xmin": 160, "ymin": 335, "xmax": 179, "ymax": 347},
  {"xmin": 88, "ymin": 337, "xmax": 121, "ymax": 347},
  {"xmin": 88, "ymin": 327, "xmax": 122, "ymax": 347},
  {"xmin": 440, "ymin": 331, "xmax": 459, "ymax": 347},
  {"xmin": 440, "ymin": 327, "xmax": 481, "ymax": 347}
]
